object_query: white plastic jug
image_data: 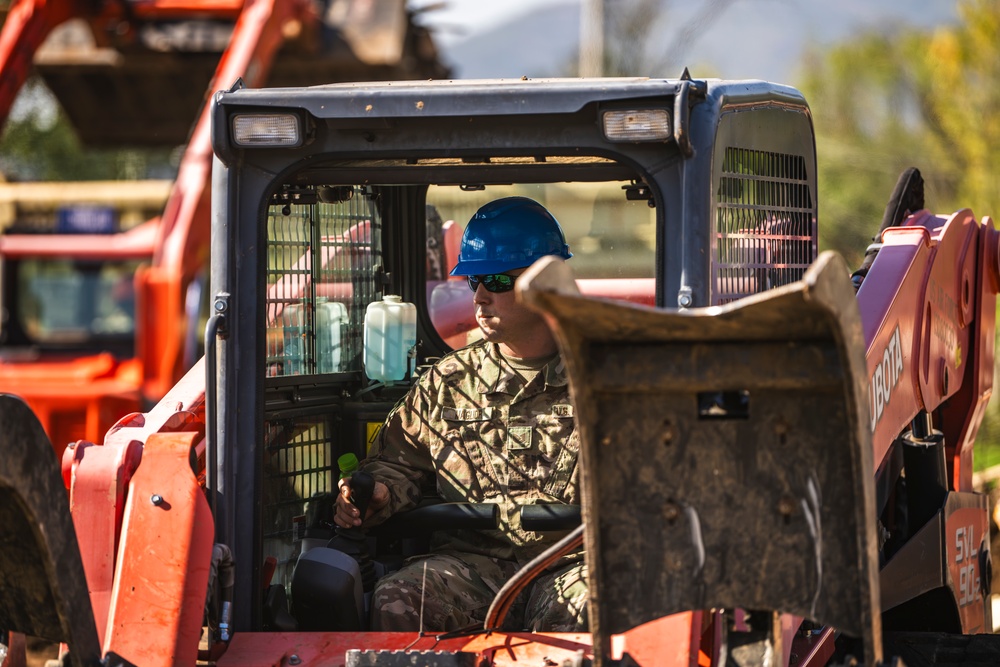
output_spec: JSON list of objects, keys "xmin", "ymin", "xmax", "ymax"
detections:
[{"xmin": 364, "ymin": 295, "xmax": 417, "ymax": 382}]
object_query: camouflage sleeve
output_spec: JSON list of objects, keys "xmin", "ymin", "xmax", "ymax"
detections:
[{"xmin": 359, "ymin": 375, "xmax": 437, "ymax": 525}]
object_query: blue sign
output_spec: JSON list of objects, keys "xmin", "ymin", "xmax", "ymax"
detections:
[{"xmin": 56, "ymin": 206, "xmax": 117, "ymax": 234}]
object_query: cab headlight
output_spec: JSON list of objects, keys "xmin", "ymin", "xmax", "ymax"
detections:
[
  {"xmin": 602, "ymin": 109, "xmax": 672, "ymax": 142},
  {"xmin": 232, "ymin": 113, "xmax": 302, "ymax": 147}
]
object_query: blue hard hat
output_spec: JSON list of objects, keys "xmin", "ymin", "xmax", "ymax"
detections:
[{"xmin": 450, "ymin": 197, "xmax": 572, "ymax": 276}]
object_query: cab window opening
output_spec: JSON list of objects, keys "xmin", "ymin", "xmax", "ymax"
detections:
[
  {"xmin": 4, "ymin": 257, "xmax": 141, "ymax": 352},
  {"xmin": 256, "ymin": 163, "xmax": 659, "ymax": 604}
]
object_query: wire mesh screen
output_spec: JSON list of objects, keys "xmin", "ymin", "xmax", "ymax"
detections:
[
  {"xmin": 262, "ymin": 186, "xmax": 382, "ymax": 588},
  {"xmin": 261, "ymin": 415, "xmax": 336, "ymax": 589},
  {"xmin": 265, "ymin": 187, "xmax": 382, "ymax": 376},
  {"xmin": 713, "ymin": 147, "xmax": 816, "ymax": 305}
]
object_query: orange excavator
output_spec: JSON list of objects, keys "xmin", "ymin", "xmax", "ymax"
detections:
[
  {"xmin": 2, "ymin": 73, "xmax": 999, "ymax": 666},
  {"xmin": 0, "ymin": 0, "xmax": 448, "ymax": 456}
]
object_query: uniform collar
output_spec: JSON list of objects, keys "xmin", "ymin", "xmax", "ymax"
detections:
[{"xmin": 475, "ymin": 342, "xmax": 568, "ymax": 396}]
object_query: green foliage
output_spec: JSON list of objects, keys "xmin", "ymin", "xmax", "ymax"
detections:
[
  {"xmin": 0, "ymin": 79, "xmax": 176, "ymax": 182},
  {"xmin": 925, "ymin": 0, "xmax": 1000, "ymax": 217},
  {"xmin": 799, "ymin": 33, "xmax": 947, "ymax": 266},
  {"xmin": 801, "ymin": 1, "xmax": 1000, "ymax": 260}
]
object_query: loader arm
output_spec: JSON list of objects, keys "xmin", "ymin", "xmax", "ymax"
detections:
[
  {"xmin": 0, "ymin": 373, "xmax": 212, "ymax": 665},
  {"xmin": 856, "ymin": 207, "xmax": 1000, "ymax": 636},
  {"xmin": 62, "ymin": 359, "xmax": 208, "ymax": 648},
  {"xmin": 857, "ymin": 209, "xmax": 1000, "ymax": 490}
]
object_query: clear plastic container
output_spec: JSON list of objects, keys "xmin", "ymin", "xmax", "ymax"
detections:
[
  {"xmin": 363, "ymin": 295, "xmax": 417, "ymax": 382},
  {"xmin": 316, "ymin": 298, "xmax": 347, "ymax": 374},
  {"xmin": 282, "ymin": 298, "xmax": 347, "ymax": 375},
  {"xmin": 281, "ymin": 303, "xmax": 307, "ymax": 376}
]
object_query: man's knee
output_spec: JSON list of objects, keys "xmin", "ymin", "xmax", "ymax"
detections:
[
  {"xmin": 369, "ymin": 555, "xmax": 495, "ymax": 632},
  {"xmin": 370, "ymin": 572, "xmax": 427, "ymax": 631},
  {"xmin": 524, "ymin": 562, "xmax": 589, "ymax": 632}
]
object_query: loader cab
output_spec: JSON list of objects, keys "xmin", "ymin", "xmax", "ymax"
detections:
[{"xmin": 209, "ymin": 76, "xmax": 818, "ymax": 631}]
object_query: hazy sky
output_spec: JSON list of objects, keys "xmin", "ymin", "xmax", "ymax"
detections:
[
  {"xmin": 413, "ymin": 0, "xmax": 574, "ymax": 47},
  {"xmin": 412, "ymin": 0, "xmax": 959, "ymax": 84}
]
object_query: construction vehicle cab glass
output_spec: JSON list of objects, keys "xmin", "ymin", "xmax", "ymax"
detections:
[{"xmin": 3, "ymin": 257, "xmax": 140, "ymax": 347}]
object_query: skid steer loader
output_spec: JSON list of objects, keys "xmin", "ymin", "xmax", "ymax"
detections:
[{"xmin": 1, "ymin": 73, "xmax": 999, "ymax": 666}]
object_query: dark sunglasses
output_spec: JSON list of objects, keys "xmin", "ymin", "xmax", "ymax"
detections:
[{"xmin": 467, "ymin": 273, "xmax": 516, "ymax": 293}]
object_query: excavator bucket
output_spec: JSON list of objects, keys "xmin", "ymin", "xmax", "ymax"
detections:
[
  {"xmin": 0, "ymin": 395, "xmax": 101, "ymax": 666},
  {"xmin": 518, "ymin": 252, "xmax": 882, "ymax": 666}
]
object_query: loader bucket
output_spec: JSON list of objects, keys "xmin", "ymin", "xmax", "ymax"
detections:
[
  {"xmin": 518, "ymin": 251, "xmax": 882, "ymax": 666},
  {"xmin": 0, "ymin": 395, "xmax": 101, "ymax": 666}
]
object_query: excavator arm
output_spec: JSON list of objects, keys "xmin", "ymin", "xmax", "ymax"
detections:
[
  {"xmin": 0, "ymin": 0, "xmax": 325, "ymax": 444},
  {"xmin": 138, "ymin": 0, "xmax": 320, "ymax": 402},
  {"xmin": 0, "ymin": 0, "xmax": 293, "ymax": 130}
]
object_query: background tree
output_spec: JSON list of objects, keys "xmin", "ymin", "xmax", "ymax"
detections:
[
  {"xmin": 576, "ymin": 0, "xmax": 743, "ymax": 77},
  {"xmin": 799, "ymin": 0, "xmax": 1000, "ymax": 264},
  {"xmin": 0, "ymin": 77, "xmax": 177, "ymax": 182},
  {"xmin": 922, "ymin": 0, "xmax": 1000, "ymax": 219}
]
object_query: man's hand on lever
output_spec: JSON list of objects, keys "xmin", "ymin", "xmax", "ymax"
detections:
[{"xmin": 335, "ymin": 477, "xmax": 390, "ymax": 528}]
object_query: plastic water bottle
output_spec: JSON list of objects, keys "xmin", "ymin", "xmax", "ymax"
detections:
[
  {"xmin": 363, "ymin": 295, "xmax": 416, "ymax": 382},
  {"xmin": 316, "ymin": 298, "xmax": 347, "ymax": 374},
  {"xmin": 282, "ymin": 303, "xmax": 306, "ymax": 376}
]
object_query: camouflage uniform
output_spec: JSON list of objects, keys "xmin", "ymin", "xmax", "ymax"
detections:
[{"xmin": 361, "ymin": 339, "xmax": 588, "ymax": 632}]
